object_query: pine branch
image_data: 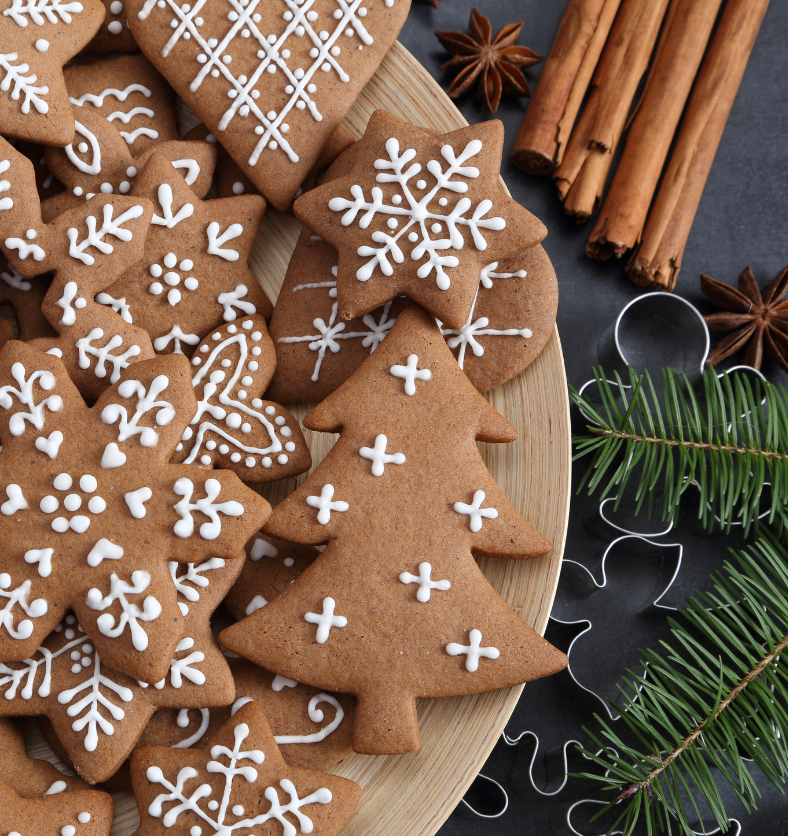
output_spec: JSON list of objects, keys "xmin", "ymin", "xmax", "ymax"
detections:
[
  {"xmin": 571, "ymin": 365, "xmax": 788, "ymax": 535},
  {"xmin": 574, "ymin": 529, "xmax": 788, "ymax": 835}
]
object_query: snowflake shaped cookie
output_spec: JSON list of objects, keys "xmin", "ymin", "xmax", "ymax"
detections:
[
  {"xmin": 0, "ymin": 558, "xmax": 243, "ymax": 784},
  {"xmin": 295, "ymin": 111, "xmax": 548, "ymax": 329},
  {"xmin": 0, "ymin": 767, "xmax": 113, "ymax": 836},
  {"xmin": 0, "ymin": 339, "xmax": 269, "ymax": 682},
  {"xmin": 172, "ymin": 315, "xmax": 311, "ymax": 482},
  {"xmin": 41, "ymin": 104, "xmax": 217, "ymax": 222},
  {"xmin": 0, "ymin": 0, "xmax": 104, "ymax": 144},
  {"xmin": 103, "ymin": 152, "xmax": 273, "ymax": 353},
  {"xmin": 64, "ymin": 55, "xmax": 181, "ymax": 157},
  {"xmin": 125, "ymin": 0, "xmax": 410, "ymax": 210},
  {"xmin": 131, "ymin": 700, "xmax": 361, "ymax": 836}
]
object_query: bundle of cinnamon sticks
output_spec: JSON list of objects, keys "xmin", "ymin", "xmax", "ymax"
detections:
[{"xmin": 511, "ymin": 0, "xmax": 771, "ymax": 291}]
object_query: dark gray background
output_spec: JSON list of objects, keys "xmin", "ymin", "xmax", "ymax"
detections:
[{"xmin": 396, "ymin": 1, "xmax": 788, "ymax": 833}]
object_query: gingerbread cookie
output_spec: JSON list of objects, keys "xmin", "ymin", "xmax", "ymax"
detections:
[
  {"xmin": 85, "ymin": 0, "xmax": 140, "ymax": 53},
  {"xmin": 294, "ymin": 110, "xmax": 547, "ymax": 329},
  {"xmin": 5, "ymin": 557, "xmax": 242, "ymax": 784},
  {"xmin": 15, "ymin": 139, "xmax": 63, "ymax": 199},
  {"xmin": 0, "ymin": 262, "xmax": 55, "ymax": 340},
  {"xmin": 0, "ymin": 0, "xmax": 104, "ymax": 145},
  {"xmin": 170, "ymin": 317, "xmax": 310, "ymax": 482},
  {"xmin": 222, "ymin": 305, "xmax": 567, "ymax": 754},
  {"xmin": 131, "ymin": 701, "xmax": 361, "ymax": 836},
  {"xmin": 0, "ymin": 339, "xmax": 269, "ymax": 684},
  {"xmin": 224, "ymin": 533, "xmax": 318, "ymax": 619},
  {"xmin": 41, "ymin": 104, "xmax": 216, "ymax": 221},
  {"xmin": 125, "ymin": 0, "xmax": 411, "ymax": 210},
  {"xmin": 65, "ymin": 55, "xmax": 180, "ymax": 157},
  {"xmin": 0, "ymin": 136, "xmax": 161, "ymax": 397},
  {"xmin": 0, "ymin": 717, "xmax": 89, "ymax": 795},
  {"xmin": 0, "ymin": 773, "xmax": 113, "ymax": 836},
  {"xmin": 103, "ymin": 152, "xmax": 272, "ymax": 354}
]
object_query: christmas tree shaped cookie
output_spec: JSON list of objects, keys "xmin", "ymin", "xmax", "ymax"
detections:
[
  {"xmin": 294, "ymin": 111, "xmax": 548, "ymax": 329},
  {"xmin": 131, "ymin": 701, "xmax": 360, "ymax": 836},
  {"xmin": 0, "ymin": 339, "xmax": 269, "ymax": 682},
  {"xmin": 221, "ymin": 305, "xmax": 567, "ymax": 754}
]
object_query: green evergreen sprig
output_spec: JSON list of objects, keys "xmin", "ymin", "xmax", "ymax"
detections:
[
  {"xmin": 571, "ymin": 365, "xmax": 788, "ymax": 535},
  {"xmin": 575, "ymin": 530, "xmax": 788, "ymax": 834}
]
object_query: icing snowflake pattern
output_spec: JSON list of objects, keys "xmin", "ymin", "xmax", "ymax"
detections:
[
  {"xmin": 0, "ymin": 342, "xmax": 267, "ymax": 684},
  {"xmin": 135, "ymin": 0, "xmax": 396, "ymax": 168},
  {"xmin": 328, "ymin": 137, "xmax": 505, "ymax": 289}
]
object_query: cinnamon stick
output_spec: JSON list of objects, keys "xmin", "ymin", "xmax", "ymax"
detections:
[
  {"xmin": 628, "ymin": 0, "xmax": 771, "ymax": 290},
  {"xmin": 586, "ymin": 0, "xmax": 723, "ymax": 260},
  {"xmin": 554, "ymin": 0, "xmax": 670, "ymax": 222},
  {"xmin": 510, "ymin": 0, "xmax": 622, "ymax": 175}
]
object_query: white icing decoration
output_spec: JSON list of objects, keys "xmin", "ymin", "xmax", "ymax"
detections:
[
  {"xmin": 1, "ymin": 263, "xmax": 30, "ymax": 290},
  {"xmin": 271, "ymin": 675, "xmax": 297, "ymax": 692},
  {"xmin": 85, "ymin": 570, "xmax": 162, "ymax": 651},
  {"xmin": 141, "ymin": 636, "xmax": 205, "ymax": 689},
  {"xmin": 479, "ymin": 261, "xmax": 526, "ymax": 289},
  {"xmin": 124, "ymin": 486, "xmax": 152, "ymax": 518},
  {"xmin": 1, "ymin": 483, "xmax": 27, "ymax": 515},
  {"xmin": 64, "ymin": 121, "xmax": 101, "ymax": 175},
  {"xmin": 35, "ymin": 430, "xmax": 63, "ymax": 459},
  {"xmin": 172, "ymin": 477, "xmax": 243, "ymax": 540},
  {"xmin": 399, "ymin": 562, "xmax": 450, "ymax": 603},
  {"xmin": 249, "ymin": 538, "xmax": 277, "ymax": 561},
  {"xmin": 147, "ymin": 252, "xmax": 199, "ymax": 306},
  {"xmin": 3, "ymin": 0, "xmax": 84, "ymax": 28},
  {"xmin": 86, "ymin": 538, "xmax": 123, "ymax": 567},
  {"xmin": 151, "ymin": 183, "xmax": 194, "ymax": 228},
  {"xmin": 46, "ymin": 780, "xmax": 67, "ymax": 794},
  {"xmin": 0, "ymin": 362, "xmax": 62, "ymax": 435},
  {"xmin": 453, "ymin": 490, "xmax": 498, "ymax": 532},
  {"xmin": 24, "ymin": 547, "xmax": 53, "ymax": 577},
  {"xmin": 206, "ymin": 221, "xmax": 242, "ymax": 261},
  {"xmin": 0, "ymin": 573, "xmax": 47, "ymax": 639},
  {"xmin": 446, "ymin": 629, "xmax": 499, "ymax": 672},
  {"xmin": 244, "ymin": 594, "xmax": 266, "ymax": 615},
  {"xmin": 390, "ymin": 354, "xmax": 431, "ymax": 396},
  {"xmin": 70, "ymin": 84, "xmax": 152, "ymax": 107},
  {"xmin": 0, "ymin": 53, "xmax": 49, "ymax": 114},
  {"xmin": 118, "ymin": 126, "xmax": 159, "ymax": 143},
  {"xmin": 305, "ymin": 484, "xmax": 347, "ymax": 525},
  {"xmin": 171, "ymin": 158, "xmax": 200, "ymax": 186},
  {"xmin": 172, "ymin": 707, "xmax": 210, "ymax": 748},
  {"xmin": 101, "ymin": 374, "xmax": 175, "ymax": 446},
  {"xmin": 106, "ymin": 105, "xmax": 154, "ymax": 122},
  {"xmin": 146, "ymin": 721, "xmax": 332, "ymax": 833},
  {"xmin": 274, "ymin": 693, "xmax": 344, "ymax": 745},
  {"xmin": 135, "ymin": 0, "xmax": 389, "ymax": 170},
  {"xmin": 0, "ymin": 160, "xmax": 11, "ymax": 212},
  {"xmin": 67, "ymin": 203, "xmax": 144, "ymax": 265},
  {"xmin": 217, "ymin": 285, "xmax": 256, "ymax": 321},
  {"xmin": 183, "ymin": 326, "xmax": 286, "ymax": 467},
  {"xmin": 35, "ymin": 38, "xmax": 48, "ymax": 51},
  {"xmin": 56, "ymin": 280, "xmax": 80, "ymax": 325},
  {"xmin": 278, "ymin": 274, "xmax": 394, "ymax": 381},
  {"xmin": 153, "ymin": 326, "xmax": 201, "ymax": 354},
  {"xmin": 101, "ymin": 441, "xmax": 126, "ymax": 468},
  {"xmin": 168, "ymin": 557, "xmax": 225, "ymax": 614},
  {"xmin": 76, "ymin": 327, "xmax": 142, "ymax": 383},
  {"xmin": 96, "ymin": 292, "xmax": 133, "ymax": 324},
  {"xmin": 359, "ymin": 433, "xmax": 405, "ymax": 476},
  {"xmin": 4, "ymin": 233, "xmax": 46, "ymax": 261},
  {"xmin": 328, "ymin": 137, "xmax": 505, "ymax": 288},
  {"xmin": 304, "ymin": 597, "xmax": 346, "ymax": 644}
]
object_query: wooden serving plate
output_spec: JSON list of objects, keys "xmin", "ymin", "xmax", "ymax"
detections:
[{"xmin": 26, "ymin": 40, "xmax": 570, "ymax": 836}]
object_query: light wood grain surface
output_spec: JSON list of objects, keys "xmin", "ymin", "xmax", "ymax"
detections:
[{"xmin": 24, "ymin": 40, "xmax": 570, "ymax": 836}]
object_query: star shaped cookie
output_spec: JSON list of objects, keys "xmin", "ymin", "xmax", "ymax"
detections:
[
  {"xmin": 0, "ymin": 557, "xmax": 243, "ymax": 784},
  {"xmin": 131, "ymin": 700, "xmax": 360, "ymax": 836},
  {"xmin": 0, "ymin": 339, "xmax": 269, "ymax": 682},
  {"xmin": 0, "ymin": 0, "xmax": 105, "ymax": 145},
  {"xmin": 103, "ymin": 152, "xmax": 272, "ymax": 352},
  {"xmin": 294, "ymin": 110, "xmax": 547, "ymax": 329}
]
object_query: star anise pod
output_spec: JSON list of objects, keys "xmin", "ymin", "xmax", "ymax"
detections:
[
  {"xmin": 436, "ymin": 8, "xmax": 543, "ymax": 113},
  {"xmin": 701, "ymin": 265, "xmax": 788, "ymax": 372}
]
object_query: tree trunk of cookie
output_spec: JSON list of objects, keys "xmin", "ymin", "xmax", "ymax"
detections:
[{"xmin": 352, "ymin": 690, "xmax": 421, "ymax": 755}]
